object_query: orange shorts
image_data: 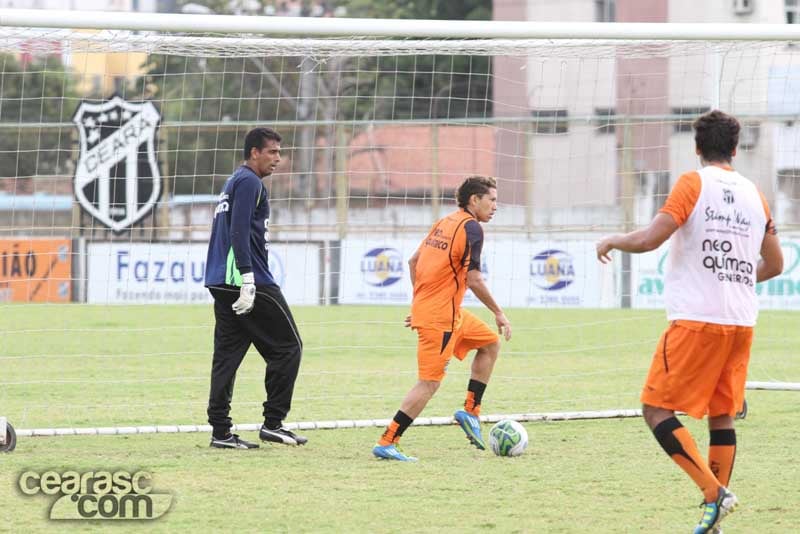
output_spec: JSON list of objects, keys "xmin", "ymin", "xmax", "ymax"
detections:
[
  {"xmin": 416, "ymin": 309, "xmax": 499, "ymax": 382},
  {"xmin": 640, "ymin": 320, "xmax": 752, "ymax": 419}
]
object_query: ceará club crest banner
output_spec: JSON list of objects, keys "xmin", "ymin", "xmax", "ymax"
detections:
[{"xmin": 72, "ymin": 95, "xmax": 162, "ymax": 233}]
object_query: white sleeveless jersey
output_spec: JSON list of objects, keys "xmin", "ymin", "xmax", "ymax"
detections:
[{"xmin": 664, "ymin": 166, "xmax": 767, "ymax": 326}]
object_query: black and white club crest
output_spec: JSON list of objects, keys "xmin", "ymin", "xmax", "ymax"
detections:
[
  {"xmin": 723, "ymin": 188, "xmax": 735, "ymax": 204},
  {"xmin": 72, "ymin": 95, "xmax": 162, "ymax": 233}
]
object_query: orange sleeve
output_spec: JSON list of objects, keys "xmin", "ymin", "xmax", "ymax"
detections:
[
  {"xmin": 758, "ymin": 189, "xmax": 777, "ymax": 235},
  {"xmin": 659, "ymin": 171, "xmax": 701, "ymax": 226}
]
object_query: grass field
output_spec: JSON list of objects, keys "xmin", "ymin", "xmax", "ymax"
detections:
[{"xmin": 1, "ymin": 305, "xmax": 799, "ymax": 532}]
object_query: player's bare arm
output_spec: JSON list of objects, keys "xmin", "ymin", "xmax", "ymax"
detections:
[
  {"xmin": 596, "ymin": 212, "xmax": 679, "ymax": 263},
  {"xmin": 404, "ymin": 249, "xmax": 421, "ymax": 328},
  {"xmin": 408, "ymin": 249, "xmax": 419, "ymax": 286},
  {"xmin": 466, "ymin": 269, "xmax": 511, "ymax": 340},
  {"xmin": 757, "ymin": 231, "xmax": 783, "ymax": 282}
]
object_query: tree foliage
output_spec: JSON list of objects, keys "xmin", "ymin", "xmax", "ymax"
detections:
[
  {"xmin": 339, "ymin": 0, "xmax": 490, "ymax": 22},
  {"xmin": 0, "ymin": 54, "xmax": 78, "ymax": 181},
  {"xmin": 139, "ymin": 0, "xmax": 492, "ymax": 195},
  {"xmin": 325, "ymin": 0, "xmax": 493, "ymax": 121},
  {"xmin": 137, "ymin": 53, "xmax": 303, "ymax": 194}
]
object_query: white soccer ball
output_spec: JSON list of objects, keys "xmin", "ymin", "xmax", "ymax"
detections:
[{"xmin": 489, "ymin": 419, "xmax": 528, "ymax": 457}]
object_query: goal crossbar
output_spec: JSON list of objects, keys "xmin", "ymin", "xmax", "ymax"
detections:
[{"xmin": 3, "ymin": 9, "xmax": 800, "ymax": 41}]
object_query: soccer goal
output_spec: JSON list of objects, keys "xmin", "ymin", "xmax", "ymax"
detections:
[{"xmin": 0, "ymin": 9, "xmax": 799, "ymax": 438}]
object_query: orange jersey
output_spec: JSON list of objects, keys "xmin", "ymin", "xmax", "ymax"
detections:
[{"xmin": 410, "ymin": 209, "xmax": 484, "ymax": 330}]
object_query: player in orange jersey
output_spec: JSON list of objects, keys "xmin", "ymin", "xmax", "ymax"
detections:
[
  {"xmin": 596, "ymin": 110, "xmax": 783, "ymax": 533},
  {"xmin": 372, "ymin": 176, "xmax": 512, "ymax": 461}
]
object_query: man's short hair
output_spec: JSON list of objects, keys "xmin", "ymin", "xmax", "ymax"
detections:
[
  {"xmin": 693, "ymin": 110, "xmax": 740, "ymax": 163},
  {"xmin": 244, "ymin": 127, "xmax": 282, "ymax": 161},
  {"xmin": 456, "ymin": 176, "xmax": 497, "ymax": 208}
]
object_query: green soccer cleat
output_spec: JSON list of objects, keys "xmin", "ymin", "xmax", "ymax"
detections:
[
  {"xmin": 372, "ymin": 443, "xmax": 417, "ymax": 462},
  {"xmin": 694, "ymin": 487, "xmax": 738, "ymax": 534},
  {"xmin": 453, "ymin": 410, "xmax": 486, "ymax": 450}
]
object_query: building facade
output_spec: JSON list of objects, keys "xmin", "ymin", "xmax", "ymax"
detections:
[{"xmin": 494, "ymin": 0, "xmax": 800, "ymax": 226}]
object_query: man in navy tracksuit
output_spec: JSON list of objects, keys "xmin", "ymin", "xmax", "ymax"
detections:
[{"xmin": 205, "ymin": 127, "xmax": 306, "ymax": 449}]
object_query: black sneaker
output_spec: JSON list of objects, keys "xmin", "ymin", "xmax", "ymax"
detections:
[
  {"xmin": 210, "ymin": 433, "xmax": 259, "ymax": 449},
  {"xmin": 259, "ymin": 424, "xmax": 308, "ymax": 446}
]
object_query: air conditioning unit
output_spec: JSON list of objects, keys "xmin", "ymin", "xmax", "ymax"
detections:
[
  {"xmin": 739, "ymin": 122, "xmax": 760, "ymax": 150},
  {"xmin": 733, "ymin": 0, "xmax": 754, "ymax": 15}
]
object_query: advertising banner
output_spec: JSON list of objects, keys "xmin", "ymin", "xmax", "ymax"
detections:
[
  {"xmin": 338, "ymin": 238, "xmax": 419, "ymax": 305},
  {"xmin": 631, "ymin": 237, "xmax": 800, "ymax": 310},
  {"xmin": 478, "ymin": 238, "xmax": 613, "ymax": 308},
  {"xmin": 339, "ymin": 236, "xmax": 614, "ymax": 308},
  {"xmin": 87, "ymin": 242, "xmax": 319, "ymax": 304},
  {"xmin": 0, "ymin": 238, "xmax": 72, "ymax": 302}
]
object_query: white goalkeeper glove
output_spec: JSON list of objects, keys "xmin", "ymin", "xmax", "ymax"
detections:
[{"xmin": 232, "ymin": 272, "xmax": 256, "ymax": 315}]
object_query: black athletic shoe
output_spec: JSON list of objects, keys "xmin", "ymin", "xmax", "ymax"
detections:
[
  {"xmin": 210, "ymin": 433, "xmax": 259, "ymax": 449},
  {"xmin": 259, "ymin": 424, "xmax": 308, "ymax": 446}
]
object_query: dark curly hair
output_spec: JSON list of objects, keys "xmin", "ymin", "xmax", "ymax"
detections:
[
  {"xmin": 456, "ymin": 176, "xmax": 497, "ymax": 208},
  {"xmin": 693, "ymin": 110, "xmax": 740, "ymax": 163}
]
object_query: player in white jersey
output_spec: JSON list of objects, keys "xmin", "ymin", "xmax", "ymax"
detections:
[{"xmin": 596, "ymin": 110, "xmax": 783, "ymax": 534}]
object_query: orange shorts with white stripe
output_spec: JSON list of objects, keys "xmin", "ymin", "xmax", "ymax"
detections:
[
  {"xmin": 640, "ymin": 320, "xmax": 752, "ymax": 419},
  {"xmin": 416, "ymin": 309, "xmax": 499, "ymax": 382}
]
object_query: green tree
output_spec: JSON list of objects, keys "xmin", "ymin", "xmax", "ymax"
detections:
[
  {"xmin": 137, "ymin": 53, "xmax": 303, "ymax": 195},
  {"xmin": 0, "ymin": 54, "xmax": 79, "ymax": 184}
]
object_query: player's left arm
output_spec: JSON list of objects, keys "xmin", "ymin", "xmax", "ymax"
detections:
[
  {"xmin": 229, "ymin": 176, "xmax": 260, "ymax": 274},
  {"xmin": 467, "ymin": 270, "xmax": 511, "ymax": 341},
  {"xmin": 464, "ymin": 220, "xmax": 511, "ymax": 340},
  {"xmin": 756, "ymin": 191, "xmax": 783, "ymax": 282},
  {"xmin": 596, "ymin": 213, "xmax": 678, "ymax": 263},
  {"xmin": 408, "ymin": 248, "xmax": 420, "ymax": 287},
  {"xmin": 757, "ymin": 230, "xmax": 783, "ymax": 282},
  {"xmin": 404, "ymin": 248, "xmax": 421, "ymax": 328}
]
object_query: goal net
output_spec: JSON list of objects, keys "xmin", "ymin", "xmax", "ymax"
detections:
[{"xmin": 1, "ymin": 18, "xmax": 798, "ymax": 436}]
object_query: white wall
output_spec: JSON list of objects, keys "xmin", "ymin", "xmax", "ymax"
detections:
[
  {"xmin": 670, "ymin": 0, "xmax": 788, "ymax": 24},
  {"xmin": 527, "ymin": 0, "xmax": 598, "ymax": 22},
  {"xmin": 522, "ymin": 0, "xmax": 795, "ymax": 214},
  {"xmin": 525, "ymin": 1, "xmax": 617, "ymax": 210},
  {"xmin": 530, "ymin": 126, "xmax": 618, "ymax": 208},
  {"xmin": 0, "ymin": 0, "xmax": 157, "ymax": 10}
]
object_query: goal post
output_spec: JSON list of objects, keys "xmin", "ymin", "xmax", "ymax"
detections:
[{"xmin": 0, "ymin": 10, "xmax": 799, "ymax": 439}]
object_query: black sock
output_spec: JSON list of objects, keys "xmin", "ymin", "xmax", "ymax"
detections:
[
  {"xmin": 380, "ymin": 410, "xmax": 414, "ymax": 445},
  {"xmin": 393, "ymin": 410, "xmax": 413, "ymax": 439},
  {"xmin": 709, "ymin": 428, "xmax": 737, "ymax": 487},
  {"xmin": 213, "ymin": 430, "xmax": 231, "ymax": 440},
  {"xmin": 465, "ymin": 379, "xmax": 487, "ymax": 414},
  {"xmin": 652, "ymin": 417, "xmax": 721, "ymax": 502},
  {"xmin": 265, "ymin": 420, "xmax": 282, "ymax": 430}
]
